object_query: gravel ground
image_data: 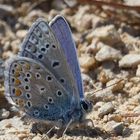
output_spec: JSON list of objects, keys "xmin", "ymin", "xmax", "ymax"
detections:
[{"xmin": 0, "ymin": 0, "xmax": 140, "ymax": 140}]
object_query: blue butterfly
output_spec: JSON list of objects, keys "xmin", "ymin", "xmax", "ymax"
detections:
[{"xmin": 4, "ymin": 15, "xmax": 93, "ymax": 136}]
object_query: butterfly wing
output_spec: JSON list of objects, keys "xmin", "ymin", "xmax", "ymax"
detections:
[
  {"xmin": 4, "ymin": 57, "xmax": 73, "ymax": 121},
  {"xmin": 50, "ymin": 15, "xmax": 84, "ymax": 99},
  {"xmin": 18, "ymin": 18, "xmax": 79, "ymax": 101}
]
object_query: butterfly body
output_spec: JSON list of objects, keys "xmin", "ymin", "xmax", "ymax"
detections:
[{"xmin": 4, "ymin": 15, "xmax": 93, "ymax": 133}]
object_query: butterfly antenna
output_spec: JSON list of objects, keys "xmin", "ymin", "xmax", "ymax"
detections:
[{"xmin": 86, "ymin": 79, "xmax": 124, "ymax": 98}]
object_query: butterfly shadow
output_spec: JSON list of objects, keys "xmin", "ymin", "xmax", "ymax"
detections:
[
  {"xmin": 31, "ymin": 122, "xmax": 111, "ymax": 139},
  {"xmin": 66, "ymin": 125, "xmax": 111, "ymax": 139}
]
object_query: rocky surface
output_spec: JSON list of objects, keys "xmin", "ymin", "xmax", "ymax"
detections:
[{"xmin": 0, "ymin": 0, "xmax": 140, "ymax": 140}]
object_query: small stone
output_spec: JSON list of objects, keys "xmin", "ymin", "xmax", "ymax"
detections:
[
  {"xmin": 119, "ymin": 54, "xmax": 140, "ymax": 68},
  {"xmin": 113, "ymin": 122, "xmax": 124, "ymax": 135},
  {"xmin": 16, "ymin": 30, "xmax": 27, "ymax": 39},
  {"xmin": 94, "ymin": 101, "xmax": 104, "ymax": 111},
  {"xmin": 72, "ymin": 5, "xmax": 93, "ymax": 32},
  {"xmin": 98, "ymin": 71, "xmax": 109, "ymax": 84},
  {"xmin": 3, "ymin": 41, "xmax": 10, "ymax": 51},
  {"xmin": 82, "ymin": 73, "xmax": 92, "ymax": 86},
  {"xmin": 91, "ymin": 25, "xmax": 121, "ymax": 45},
  {"xmin": 92, "ymin": 90, "xmax": 115, "ymax": 103},
  {"xmin": 98, "ymin": 102, "xmax": 115, "ymax": 118},
  {"xmin": 0, "ymin": 109, "xmax": 10, "ymax": 120},
  {"xmin": 32, "ymin": 135, "xmax": 42, "ymax": 140},
  {"xmin": 2, "ymin": 51, "xmax": 14, "ymax": 59},
  {"xmin": 108, "ymin": 114, "xmax": 123, "ymax": 122},
  {"xmin": 79, "ymin": 55, "xmax": 96, "ymax": 71},
  {"xmin": 95, "ymin": 44, "xmax": 122, "ymax": 62},
  {"xmin": 105, "ymin": 121, "xmax": 124, "ymax": 135},
  {"xmin": 11, "ymin": 40, "xmax": 20, "ymax": 54}
]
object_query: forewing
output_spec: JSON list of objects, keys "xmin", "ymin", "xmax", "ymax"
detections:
[
  {"xmin": 18, "ymin": 18, "xmax": 79, "ymax": 100},
  {"xmin": 4, "ymin": 57, "xmax": 72, "ymax": 121},
  {"xmin": 50, "ymin": 15, "xmax": 84, "ymax": 99}
]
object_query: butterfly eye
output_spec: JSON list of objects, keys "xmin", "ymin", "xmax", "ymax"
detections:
[
  {"xmin": 80, "ymin": 100, "xmax": 93, "ymax": 113},
  {"xmin": 26, "ymin": 101, "xmax": 32, "ymax": 108}
]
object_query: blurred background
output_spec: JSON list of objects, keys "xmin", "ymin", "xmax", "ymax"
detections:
[{"xmin": 0, "ymin": 0, "xmax": 140, "ymax": 140}]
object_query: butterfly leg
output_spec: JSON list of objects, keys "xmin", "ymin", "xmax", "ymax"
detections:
[
  {"xmin": 56, "ymin": 119, "xmax": 73, "ymax": 138},
  {"xmin": 41, "ymin": 125, "xmax": 55, "ymax": 140}
]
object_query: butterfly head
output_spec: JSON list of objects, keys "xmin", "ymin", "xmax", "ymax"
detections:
[{"xmin": 80, "ymin": 99, "xmax": 93, "ymax": 113}]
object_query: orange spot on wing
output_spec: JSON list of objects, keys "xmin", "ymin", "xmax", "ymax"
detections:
[
  {"xmin": 14, "ymin": 79, "xmax": 21, "ymax": 86},
  {"xmin": 14, "ymin": 71, "xmax": 20, "ymax": 77},
  {"xmin": 15, "ymin": 88, "xmax": 22, "ymax": 96}
]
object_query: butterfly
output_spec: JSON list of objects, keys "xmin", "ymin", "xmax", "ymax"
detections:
[{"xmin": 4, "ymin": 15, "xmax": 93, "ymax": 136}]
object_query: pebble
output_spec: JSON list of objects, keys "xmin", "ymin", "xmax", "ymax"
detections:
[
  {"xmin": 119, "ymin": 54, "xmax": 140, "ymax": 68},
  {"xmin": 92, "ymin": 90, "xmax": 115, "ymax": 102},
  {"xmin": 79, "ymin": 55, "xmax": 96, "ymax": 71},
  {"xmin": 16, "ymin": 30, "xmax": 27, "ymax": 39},
  {"xmin": 0, "ymin": 108, "xmax": 10, "ymax": 120},
  {"xmin": 72, "ymin": 5, "xmax": 93, "ymax": 32},
  {"xmin": 32, "ymin": 135, "xmax": 42, "ymax": 140},
  {"xmin": 90, "ymin": 25, "xmax": 121, "ymax": 45},
  {"xmin": 98, "ymin": 71, "xmax": 109, "ymax": 84},
  {"xmin": 112, "ymin": 122, "xmax": 124, "ymax": 135},
  {"xmin": 2, "ymin": 51, "xmax": 14, "ymax": 59},
  {"xmin": 105, "ymin": 121, "xmax": 124, "ymax": 135},
  {"xmin": 11, "ymin": 40, "xmax": 20, "ymax": 54},
  {"xmin": 98, "ymin": 102, "xmax": 115, "ymax": 118},
  {"xmin": 108, "ymin": 114, "xmax": 123, "ymax": 122},
  {"xmin": 95, "ymin": 44, "xmax": 122, "ymax": 62}
]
